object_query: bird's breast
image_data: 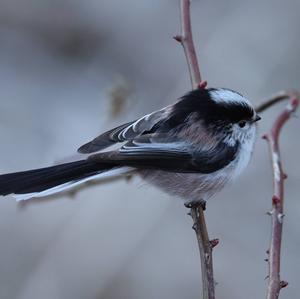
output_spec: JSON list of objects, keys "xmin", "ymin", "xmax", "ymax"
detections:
[{"xmin": 139, "ymin": 168, "xmax": 232, "ymax": 203}]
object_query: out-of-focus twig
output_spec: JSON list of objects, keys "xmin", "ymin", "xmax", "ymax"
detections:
[
  {"xmin": 255, "ymin": 90, "xmax": 299, "ymax": 113},
  {"xmin": 175, "ymin": 1, "xmax": 215, "ymax": 299},
  {"xmin": 108, "ymin": 77, "xmax": 132, "ymax": 118},
  {"xmin": 262, "ymin": 94, "xmax": 299, "ymax": 299}
]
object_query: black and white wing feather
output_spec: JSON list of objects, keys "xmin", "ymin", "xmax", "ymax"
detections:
[
  {"xmin": 88, "ymin": 134, "xmax": 240, "ymax": 174},
  {"xmin": 78, "ymin": 107, "xmax": 171, "ymax": 154}
]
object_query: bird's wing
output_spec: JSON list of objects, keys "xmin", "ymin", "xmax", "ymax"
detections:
[
  {"xmin": 77, "ymin": 87, "xmax": 246, "ymax": 154},
  {"xmin": 78, "ymin": 107, "xmax": 171, "ymax": 154},
  {"xmin": 88, "ymin": 135, "xmax": 239, "ymax": 174}
]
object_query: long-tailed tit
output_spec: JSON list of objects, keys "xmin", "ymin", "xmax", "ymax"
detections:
[{"xmin": 0, "ymin": 88, "xmax": 260, "ymax": 204}]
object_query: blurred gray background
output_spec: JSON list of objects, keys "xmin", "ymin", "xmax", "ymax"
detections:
[{"xmin": 0, "ymin": 0, "xmax": 299, "ymax": 298}]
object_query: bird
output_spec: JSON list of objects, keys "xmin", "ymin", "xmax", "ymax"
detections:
[{"xmin": 0, "ymin": 88, "xmax": 260, "ymax": 204}]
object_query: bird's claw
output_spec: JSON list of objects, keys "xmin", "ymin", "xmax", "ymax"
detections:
[{"xmin": 184, "ymin": 200, "xmax": 206, "ymax": 211}]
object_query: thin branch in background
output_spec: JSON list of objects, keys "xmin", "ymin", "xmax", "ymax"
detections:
[
  {"xmin": 262, "ymin": 95, "xmax": 299, "ymax": 299},
  {"xmin": 255, "ymin": 90, "xmax": 299, "ymax": 113},
  {"xmin": 175, "ymin": 1, "xmax": 215, "ymax": 299}
]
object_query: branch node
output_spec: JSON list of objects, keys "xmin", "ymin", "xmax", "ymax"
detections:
[
  {"xmin": 272, "ymin": 195, "xmax": 281, "ymax": 206},
  {"xmin": 198, "ymin": 80, "xmax": 208, "ymax": 90},
  {"xmin": 280, "ymin": 281, "xmax": 289, "ymax": 288}
]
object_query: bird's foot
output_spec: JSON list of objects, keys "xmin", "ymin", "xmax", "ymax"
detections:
[{"xmin": 184, "ymin": 200, "xmax": 206, "ymax": 211}]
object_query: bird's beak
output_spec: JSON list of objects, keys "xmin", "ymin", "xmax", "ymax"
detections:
[{"xmin": 253, "ymin": 115, "xmax": 261, "ymax": 122}]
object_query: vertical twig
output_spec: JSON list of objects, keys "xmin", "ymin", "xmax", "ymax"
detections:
[
  {"xmin": 262, "ymin": 94, "xmax": 299, "ymax": 299},
  {"xmin": 175, "ymin": 1, "xmax": 215, "ymax": 299},
  {"xmin": 189, "ymin": 205, "xmax": 218, "ymax": 299},
  {"xmin": 174, "ymin": 0, "xmax": 207, "ymax": 90}
]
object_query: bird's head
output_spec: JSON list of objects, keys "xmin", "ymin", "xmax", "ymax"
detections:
[{"xmin": 178, "ymin": 88, "xmax": 261, "ymax": 145}]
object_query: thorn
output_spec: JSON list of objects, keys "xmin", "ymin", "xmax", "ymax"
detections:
[
  {"xmin": 210, "ymin": 238, "xmax": 219, "ymax": 248},
  {"xmin": 283, "ymin": 173, "xmax": 288, "ymax": 179},
  {"xmin": 261, "ymin": 134, "xmax": 268, "ymax": 140},
  {"xmin": 192, "ymin": 224, "xmax": 197, "ymax": 231},
  {"xmin": 278, "ymin": 213, "xmax": 285, "ymax": 223},
  {"xmin": 280, "ymin": 281, "xmax": 288, "ymax": 288},
  {"xmin": 266, "ymin": 210, "xmax": 273, "ymax": 216},
  {"xmin": 264, "ymin": 258, "xmax": 269, "ymax": 262},
  {"xmin": 266, "ymin": 249, "xmax": 270, "ymax": 255},
  {"xmin": 264, "ymin": 275, "xmax": 269, "ymax": 280},
  {"xmin": 272, "ymin": 196, "xmax": 281, "ymax": 206},
  {"xmin": 198, "ymin": 80, "xmax": 208, "ymax": 89},
  {"xmin": 187, "ymin": 212, "xmax": 191, "ymax": 216},
  {"xmin": 173, "ymin": 35, "xmax": 182, "ymax": 42}
]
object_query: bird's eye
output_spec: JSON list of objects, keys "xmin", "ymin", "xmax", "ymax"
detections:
[{"xmin": 238, "ymin": 121, "xmax": 246, "ymax": 128}]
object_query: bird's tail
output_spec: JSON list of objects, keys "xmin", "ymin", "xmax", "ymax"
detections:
[{"xmin": 0, "ymin": 160, "xmax": 132, "ymax": 201}]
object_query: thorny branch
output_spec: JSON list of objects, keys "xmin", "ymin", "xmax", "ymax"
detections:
[
  {"xmin": 175, "ymin": 1, "xmax": 215, "ymax": 299},
  {"xmin": 262, "ymin": 94, "xmax": 299, "ymax": 299}
]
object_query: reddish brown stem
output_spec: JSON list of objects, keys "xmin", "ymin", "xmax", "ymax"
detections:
[
  {"xmin": 190, "ymin": 206, "xmax": 215, "ymax": 299},
  {"xmin": 263, "ymin": 96, "xmax": 299, "ymax": 299},
  {"xmin": 176, "ymin": 1, "xmax": 214, "ymax": 299},
  {"xmin": 175, "ymin": 0, "xmax": 204, "ymax": 89}
]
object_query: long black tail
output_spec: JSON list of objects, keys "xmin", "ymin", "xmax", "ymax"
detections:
[{"xmin": 0, "ymin": 160, "xmax": 114, "ymax": 197}]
